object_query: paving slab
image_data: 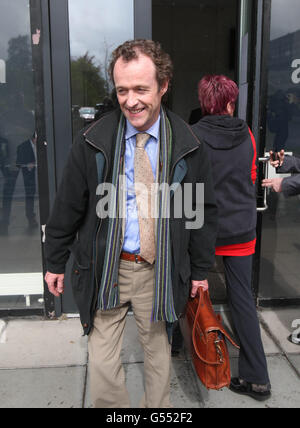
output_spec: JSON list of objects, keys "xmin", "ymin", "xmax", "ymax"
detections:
[
  {"xmin": 0, "ymin": 366, "xmax": 86, "ymax": 408},
  {"xmin": 288, "ymin": 354, "xmax": 300, "ymax": 376},
  {"xmin": 259, "ymin": 307, "xmax": 300, "ymax": 355},
  {"xmin": 0, "ymin": 318, "xmax": 88, "ymax": 369},
  {"xmin": 0, "ymin": 319, "xmax": 6, "ymax": 343}
]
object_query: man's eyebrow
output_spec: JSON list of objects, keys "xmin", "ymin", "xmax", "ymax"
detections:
[{"xmin": 116, "ymin": 85, "xmax": 150, "ymax": 90}]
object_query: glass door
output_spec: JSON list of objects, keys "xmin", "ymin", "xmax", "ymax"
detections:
[
  {"xmin": 258, "ymin": 0, "xmax": 300, "ymax": 304},
  {"xmin": 46, "ymin": 0, "xmax": 135, "ymax": 315},
  {"xmin": 0, "ymin": 0, "xmax": 44, "ymax": 310}
]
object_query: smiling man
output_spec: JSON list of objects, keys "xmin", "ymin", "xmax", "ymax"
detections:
[{"xmin": 44, "ymin": 40, "xmax": 218, "ymax": 408}]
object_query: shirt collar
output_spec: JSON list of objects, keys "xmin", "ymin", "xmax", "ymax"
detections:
[{"xmin": 125, "ymin": 115, "xmax": 160, "ymax": 141}]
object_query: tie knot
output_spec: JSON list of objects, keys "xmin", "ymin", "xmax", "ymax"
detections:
[{"xmin": 136, "ymin": 133, "xmax": 150, "ymax": 149}]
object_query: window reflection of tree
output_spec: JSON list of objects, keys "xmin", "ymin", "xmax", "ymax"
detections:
[{"xmin": 71, "ymin": 52, "xmax": 110, "ymax": 135}]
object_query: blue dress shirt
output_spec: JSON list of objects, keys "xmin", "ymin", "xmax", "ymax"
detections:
[{"xmin": 122, "ymin": 117, "xmax": 160, "ymax": 254}]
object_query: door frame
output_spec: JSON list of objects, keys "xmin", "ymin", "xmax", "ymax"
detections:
[
  {"xmin": 0, "ymin": 0, "xmax": 52, "ymax": 318},
  {"xmin": 253, "ymin": 0, "xmax": 300, "ymax": 307}
]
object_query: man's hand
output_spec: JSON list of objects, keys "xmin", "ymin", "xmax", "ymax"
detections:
[
  {"xmin": 45, "ymin": 272, "xmax": 65, "ymax": 297},
  {"xmin": 269, "ymin": 150, "xmax": 285, "ymax": 168},
  {"xmin": 262, "ymin": 177, "xmax": 283, "ymax": 193},
  {"xmin": 190, "ymin": 279, "xmax": 209, "ymax": 298}
]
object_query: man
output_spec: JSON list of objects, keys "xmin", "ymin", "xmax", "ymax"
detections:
[
  {"xmin": 16, "ymin": 132, "xmax": 38, "ymax": 228},
  {"xmin": 262, "ymin": 150, "xmax": 300, "ymax": 346},
  {"xmin": 262, "ymin": 150, "xmax": 300, "ymax": 196},
  {"xmin": 45, "ymin": 40, "xmax": 218, "ymax": 408}
]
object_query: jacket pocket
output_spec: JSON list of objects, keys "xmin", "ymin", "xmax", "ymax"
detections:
[
  {"xmin": 71, "ymin": 260, "xmax": 92, "ymax": 292},
  {"xmin": 69, "ymin": 240, "xmax": 92, "ymax": 291}
]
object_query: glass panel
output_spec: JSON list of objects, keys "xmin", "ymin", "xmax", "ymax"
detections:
[
  {"xmin": 0, "ymin": 0, "xmax": 43, "ymax": 309},
  {"xmin": 260, "ymin": 0, "xmax": 300, "ymax": 300},
  {"xmin": 153, "ymin": 0, "xmax": 239, "ymax": 304},
  {"xmin": 152, "ymin": 0, "xmax": 238, "ymax": 123},
  {"xmin": 68, "ymin": 0, "xmax": 134, "ymax": 136}
]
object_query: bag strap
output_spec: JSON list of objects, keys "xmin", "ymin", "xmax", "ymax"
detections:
[{"xmin": 192, "ymin": 289, "xmax": 239, "ymax": 366}]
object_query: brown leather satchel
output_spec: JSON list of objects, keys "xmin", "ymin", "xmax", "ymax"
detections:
[{"xmin": 180, "ymin": 288, "xmax": 239, "ymax": 390}]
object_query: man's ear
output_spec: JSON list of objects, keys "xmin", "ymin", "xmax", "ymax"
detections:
[{"xmin": 160, "ymin": 80, "xmax": 169, "ymax": 96}]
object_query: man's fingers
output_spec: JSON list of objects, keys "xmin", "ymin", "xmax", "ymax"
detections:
[
  {"xmin": 262, "ymin": 179, "xmax": 272, "ymax": 187},
  {"xmin": 279, "ymin": 150, "xmax": 285, "ymax": 166},
  {"xmin": 56, "ymin": 277, "xmax": 65, "ymax": 294},
  {"xmin": 190, "ymin": 286, "xmax": 199, "ymax": 298},
  {"xmin": 45, "ymin": 272, "xmax": 65, "ymax": 297},
  {"xmin": 47, "ymin": 280, "xmax": 60, "ymax": 297}
]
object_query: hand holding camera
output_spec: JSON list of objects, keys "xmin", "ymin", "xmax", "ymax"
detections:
[{"xmin": 269, "ymin": 149, "xmax": 285, "ymax": 168}]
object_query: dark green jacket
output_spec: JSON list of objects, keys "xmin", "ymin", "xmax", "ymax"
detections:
[{"xmin": 45, "ymin": 108, "xmax": 218, "ymax": 335}]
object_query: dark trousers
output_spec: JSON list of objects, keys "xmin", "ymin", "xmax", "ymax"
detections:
[{"xmin": 223, "ymin": 255, "xmax": 270, "ymax": 385}]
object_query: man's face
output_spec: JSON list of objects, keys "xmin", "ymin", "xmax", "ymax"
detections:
[{"xmin": 113, "ymin": 53, "xmax": 168, "ymax": 131}]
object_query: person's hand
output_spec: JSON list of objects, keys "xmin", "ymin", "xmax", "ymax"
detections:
[
  {"xmin": 262, "ymin": 177, "xmax": 283, "ymax": 193},
  {"xmin": 45, "ymin": 272, "xmax": 65, "ymax": 297},
  {"xmin": 269, "ymin": 150, "xmax": 285, "ymax": 168},
  {"xmin": 190, "ymin": 279, "xmax": 209, "ymax": 298}
]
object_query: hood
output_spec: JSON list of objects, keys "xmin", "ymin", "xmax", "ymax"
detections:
[{"xmin": 193, "ymin": 115, "xmax": 249, "ymax": 150}]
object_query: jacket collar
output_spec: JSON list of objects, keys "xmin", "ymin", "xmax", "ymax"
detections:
[
  {"xmin": 83, "ymin": 107, "xmax": 201, "ymax": 169},
  {"xmin": 166, "ymin": 109, "xmax": 200, "ymax": 171}
]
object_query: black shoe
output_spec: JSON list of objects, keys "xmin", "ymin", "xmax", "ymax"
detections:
[{"xmin": 229, "ymin": 378, "xmax": 271, "ymax": 402}]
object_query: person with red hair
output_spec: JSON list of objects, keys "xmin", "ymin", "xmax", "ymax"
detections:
[{"xmin": 192, "ymin": 75, "xmax": 271, "ymax": 401}]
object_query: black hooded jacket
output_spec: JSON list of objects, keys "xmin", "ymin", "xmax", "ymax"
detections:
[{"xmin": 192, "ymin": 115, "xmax": 257, "ymax": 247}]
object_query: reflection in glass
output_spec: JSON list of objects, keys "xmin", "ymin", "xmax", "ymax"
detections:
[
  {"xmin": 68, "ymin": 0, "xmax": 134, "ymax": 136},
  {"xmin": 260, "ymin": 0, "xmax": 300, "ymax": 301},
  {"xmin": 0, "ymin": 0, "xmax": 43, "ymax": 309}
]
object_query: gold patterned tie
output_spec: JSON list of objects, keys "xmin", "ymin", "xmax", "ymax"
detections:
[{"xmin": 134, "ymin": 133, "xmax": 156, "ymax": 264}]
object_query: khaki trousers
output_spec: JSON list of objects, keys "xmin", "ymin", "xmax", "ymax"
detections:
[{"xmin": 88, "ymin": 259, "xmax": 172, "ymax": 408}]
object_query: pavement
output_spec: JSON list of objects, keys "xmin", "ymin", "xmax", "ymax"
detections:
[{"xmin": 0, "ymin": 306, "xmax": 299, "ymax": 409}]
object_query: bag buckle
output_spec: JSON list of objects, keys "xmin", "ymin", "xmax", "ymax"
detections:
[{"xmin": 214, "ymin": 340, "xmax": 224, "ymax": 363}]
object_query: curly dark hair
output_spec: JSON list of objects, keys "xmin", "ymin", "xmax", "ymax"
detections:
[{"xmin": 109, "ymin": 39, "xmax": 173, "ymax": 90}]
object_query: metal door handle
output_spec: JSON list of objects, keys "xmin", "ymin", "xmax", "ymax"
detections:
[{"xmin": 257, "ymin": 157, "xmax": 269, "ymax": 212}]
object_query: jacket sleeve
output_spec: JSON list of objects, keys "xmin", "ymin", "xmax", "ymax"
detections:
[
  {"xmin": 278, "ymin": 155, "xmax": 300, "ymax": 174},
  {"xmin": 282, "ymin": 174, "xmax": 300, "ymax": 197},
  {"xmin": 188, "ymin": 142, "xmax": 218, "ymax": 280},
  {"xmin": 45, "ymin": 135, "xmax": 89, "ymax": 274},
  {"xmin": 278, "ymin": 155, "xmax": 300, "ymax": 197}
]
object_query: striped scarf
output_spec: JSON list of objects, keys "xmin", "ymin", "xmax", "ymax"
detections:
[{"xmin": 97, "ymin": 108, "xmax": 177, "ymax": 323}]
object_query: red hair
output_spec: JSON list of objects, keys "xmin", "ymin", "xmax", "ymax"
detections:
[{"xmin": 198, "ymin": 75, "xmax": 239, "ymax": 116}]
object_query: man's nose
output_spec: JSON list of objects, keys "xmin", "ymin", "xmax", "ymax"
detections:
[{"xmin": 126, "ymin": 91, "xmax": 138, "ymax": 108}]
